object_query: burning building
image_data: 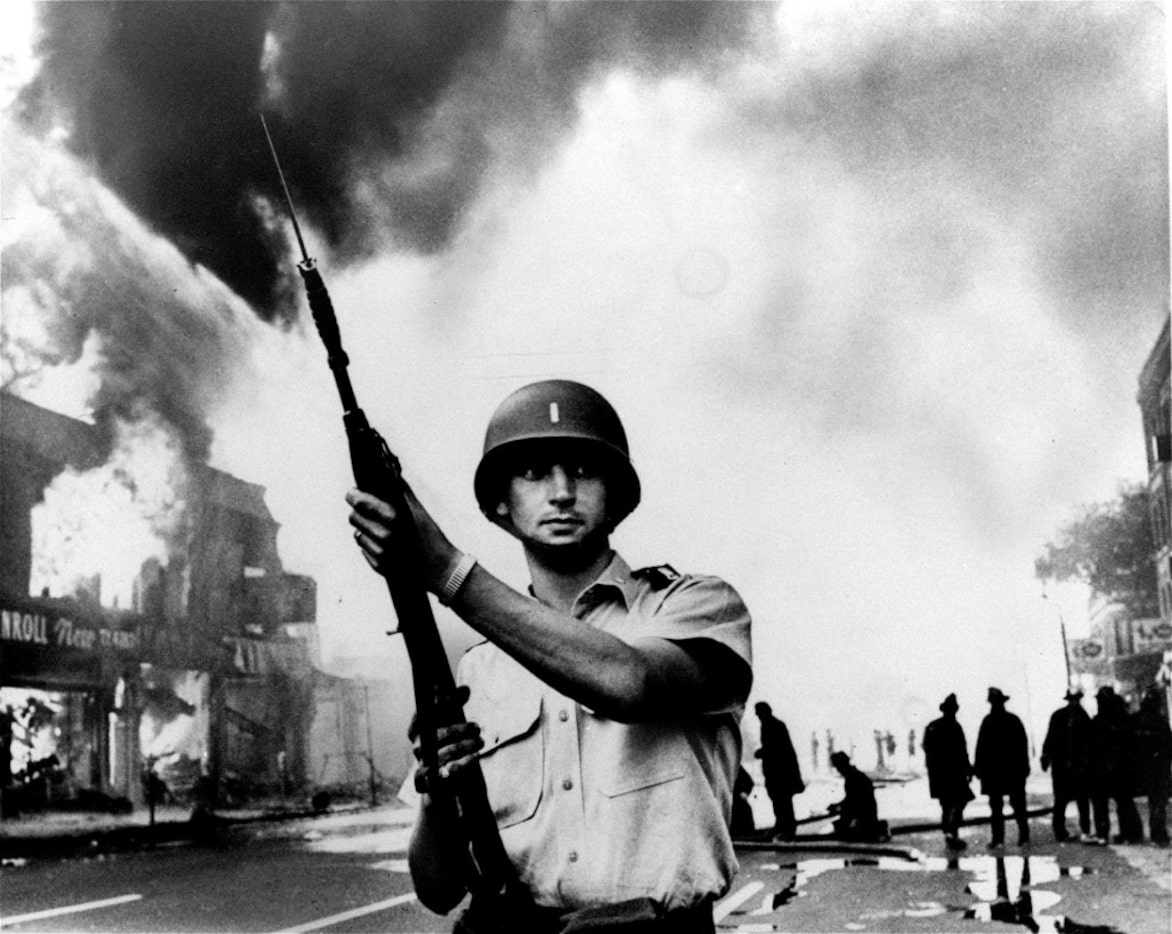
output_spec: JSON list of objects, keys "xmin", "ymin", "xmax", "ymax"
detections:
[{"xmin": 0, "ymin": 391, "xmax": 323, "ymax": 812}]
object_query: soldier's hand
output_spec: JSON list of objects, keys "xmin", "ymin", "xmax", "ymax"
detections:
[
  {"xmin": 412, "ymin": 721, "xmax": 484, "ymax": 793},
  {"xmin": 406, "ymin": 685, "xmax": 472, "ymax": 744},
  {"xmin": 408, "ymin": 686, "xmax": 483, "ymax": 791},
  {"xmin": 346, "ymin": 484, "xmax": 458, "ymax": 589}
]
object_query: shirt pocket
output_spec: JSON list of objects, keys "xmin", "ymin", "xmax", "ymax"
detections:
[
  {"xmin": 600, "ymin": 761, "xmax": 686, "ymax": 798},
  {"xmin": 596, "ymin": 726, "xmax": 686, "ymax": 798},
  {"xmin": 475, "ymin": 692, "xmax": 545, "ymax": 829}
]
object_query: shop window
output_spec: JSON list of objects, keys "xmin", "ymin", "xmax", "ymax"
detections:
[{"xmin": 0, "ymin": 686, "xmax": 104, "ymax": 805}]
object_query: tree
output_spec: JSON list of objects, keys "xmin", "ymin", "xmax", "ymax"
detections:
[{"xmin": 1035, "ymin": 482, "xmax": 1159, "ymax": 618}]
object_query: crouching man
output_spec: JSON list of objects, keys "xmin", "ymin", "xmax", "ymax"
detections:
[{"xmin": 347, "ymin": 380, "xmax": 754, "ymax": 933}]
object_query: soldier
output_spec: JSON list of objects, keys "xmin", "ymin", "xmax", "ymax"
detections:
[
  {"xmin": 974, "ymin": 687, "xmax": 1031, "ymax": 848},
  {"xmin": 348, "ymin": 379, "xmax": 753, "ymax": 933},
  {"xmin": 753, "ymin": 701, "xmax": 804, "ymax": 840},
  {"xmin": 1040, "ymin": 689, "xmax": 1092, "ymax": 843},
  {"xmin": 923, "ymin": 693, "xmax": 974, "ymax": 850}
]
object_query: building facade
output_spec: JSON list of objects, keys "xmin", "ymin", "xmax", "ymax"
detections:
[
  {"xmin": 1065, "ymin": 316, "xmax": 1171, "ymax": 710},
  {"xmin": 1, "ymin": 392, "xmax": 320, "ymax": 812},
  {"xmin": 1137, "ymin": 315, "xmax": 1172, "ymax": 714}
]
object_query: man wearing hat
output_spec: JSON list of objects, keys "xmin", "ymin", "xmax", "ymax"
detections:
[
  {"xmin": 922, "ymin": 693, "xmax": 974, "ymax": 849},
  {"xmin": 1089, "ymin": 686, "xmax": 1143, "ymax": 843},
  {"xmin": 753, "ymin": 701, "xmax": 805, "ymax": 840},
  {"xmin": 974, "ymin": 687, "xmax": 1031, "ymax": 848},
  {"xmin": 1131, "ymin": 686, "xmax": 1172, "ymax": 845},
  {"xmin": 1040, "ymin": 689, "xmax": 1092, "ymax": 842},
  {"xmin": 347, "ymin": 380, "xmax": 753, "ymax": 933}
]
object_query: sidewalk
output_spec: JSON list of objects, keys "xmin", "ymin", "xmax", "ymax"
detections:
[
  {"xmin": 0, "ymin": 797, "xmax": 416, "ymax": 863},
  {"xmin": 3, "ymin": 785, "xmax": 1169, "ymax": 900}
]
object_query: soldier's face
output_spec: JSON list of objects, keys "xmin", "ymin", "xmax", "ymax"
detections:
[{"xmin": 495, "ymin": 447, "xmax": 611, "ymax": 552}]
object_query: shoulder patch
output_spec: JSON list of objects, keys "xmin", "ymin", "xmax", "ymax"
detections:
[{"xmin": 632, "ymin": 564, "xmax": 681, "ymax": 590}]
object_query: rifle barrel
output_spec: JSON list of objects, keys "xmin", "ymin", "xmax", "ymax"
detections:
[{"xmin": 259, "ymin": 114, "xmax": 310, "ymax": 263}]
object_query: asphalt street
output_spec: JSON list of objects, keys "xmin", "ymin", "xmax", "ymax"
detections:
[{"xmin": 1, "ymin": 786, "xmax": 1169, "ymax": 934}]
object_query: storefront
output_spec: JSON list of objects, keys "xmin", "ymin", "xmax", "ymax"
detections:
[{"xmin": 0, "ymin": 593, "xmax": 219, "ymax": 813}]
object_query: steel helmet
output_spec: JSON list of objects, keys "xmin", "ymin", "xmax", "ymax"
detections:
[{"xmin": 474, "ymin": 380, "xmax": 641, "ymax": 526}]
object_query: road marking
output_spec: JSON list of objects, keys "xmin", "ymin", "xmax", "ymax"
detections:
[
  {"xmin": 713, "ymin": 880, "xmax": 765, "ymax": 922},
  {"xmin": 0, "ymin": 893, "xmax": 143, "ymax": 927},
  {"xmin": 271, "ymin": 893, "xmax": 418, "ymax": 933}
]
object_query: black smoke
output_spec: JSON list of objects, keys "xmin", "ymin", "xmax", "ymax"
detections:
[{"xmin": 15, "ymin": 1, "xmax": 773, "ymax": 322}]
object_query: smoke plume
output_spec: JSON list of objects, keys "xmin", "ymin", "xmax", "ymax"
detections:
[
  {"xmin": 15, "ymin": 1, "xmax": 773, "ymax": 321},
  {"xmin": 1, "ymin": 117, "xmax": 262, "ymax": 462}
]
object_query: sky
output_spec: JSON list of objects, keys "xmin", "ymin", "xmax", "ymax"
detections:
[{"xmin": 1, "ymin": 1, "xmax": 1168, "ymax": 764}]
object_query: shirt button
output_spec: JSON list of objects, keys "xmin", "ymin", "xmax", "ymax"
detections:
[
  {"xmin": 568, "ymin": 851, "xmax": 579, "ymax": 862},
  {"xmin": 559, "ymin": 710, "xmax": 569, "ymax": 722},
  {"xmin": 562, "ymin": 778, "xmax": 573, "ymax": 791}
]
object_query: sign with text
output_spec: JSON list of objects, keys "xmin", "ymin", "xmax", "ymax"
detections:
[
  {"xmin": 1, "ymin": 605, "xmax": 139, "ymax": 653},
  {"xmin": 1130, "ymin": 618, "xmax": 1172, "ymax": 654},
  {"xmin": 1068, "ymin": 637, "xmax": 1109, "ymax": 675},
  {"xmin": 0, "ymin": 599, "xmax": 224, "ymax": 671}
]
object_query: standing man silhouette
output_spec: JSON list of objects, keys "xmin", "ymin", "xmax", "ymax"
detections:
[
  {"xmin": 923, "ymin": 693, "xmax": 974, "ymax": 850},
  {"xmin": 1131, "ymin": 686, "xmax": 1172, "ymax": 845},
  {"xmin": 753, "ymin": 702, "xmax": 804, "ymax": 840},
  {"xmin": 974, "ymin": 687, "xmax": 1031, "ymax": 848},
  {"xmin": 1090, "ymin": 686, "xmax": 1143, "ymax": 843},
  {"xmin": 1040, "ymin": 689, "xmax": 1092, "ymax": 842}
]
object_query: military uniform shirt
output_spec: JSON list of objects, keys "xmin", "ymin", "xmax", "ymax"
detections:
[{"xmin": 457, "ymin": 552, "xmax": 753, "ymax": 912}]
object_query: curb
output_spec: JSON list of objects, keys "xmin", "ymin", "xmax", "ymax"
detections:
[{"xmin": 0, "ymin": 804, "xmax": 396, "ymax": 863}]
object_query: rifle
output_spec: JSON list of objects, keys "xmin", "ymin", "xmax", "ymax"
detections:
[{"xmin": 260, "ymin": 116, "xmax": 522, "ymax": 908}]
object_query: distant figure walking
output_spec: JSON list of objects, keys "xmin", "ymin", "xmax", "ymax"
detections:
[
  {"xmin": 923, "ymin": 693, "xmax": 974, "ymax": 849},
  {"xmin": 1131, "ymin": 687, "xmax": 1172, "ymax": 845},
  {"xmin": 828, "ymin": 751, "xmax": 887, "ymax": 842},
  {"xmin": 1040, "ymin": 689, "xmax": 1092, "ymax": 842},
  {"xmin": 974, "ymin": 686, "xmax": 1031, "ymax": 848},
  {"xmin": 754, "ymin": 702, "xmax": 804, "ymax": 840},
  {"xmin": 1090, "ymin": 686, "xmax": 1143, "ymax": 844}
]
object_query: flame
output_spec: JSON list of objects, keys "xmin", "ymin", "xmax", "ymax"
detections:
[
  {"xmin": 140, "ymin": 670, "xmax": 206, "ymax": 774},
  {"xmin": 30, "ymin": 412, "xmax": 189, "ymax": 608}
]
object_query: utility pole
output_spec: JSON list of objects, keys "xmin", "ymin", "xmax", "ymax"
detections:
[
  {"xmin": 1042, "ymin": 584, "xmax": 1074, "ymax": 688},
  {"xmin": 146, "ymin": 754, "xmax": 157, "ymax": 828},
  {"xmin": 1059, "ymin": 611, "xmax": 1072, "ymax": 686},
  {"xmin": 364, "ymin": 683, "xmax": 376, "ymax": 807}
]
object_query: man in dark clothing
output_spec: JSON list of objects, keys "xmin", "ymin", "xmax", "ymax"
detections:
[
  {"xmin": 1089, "ymin": 686, "xmax": 1143, "ymax": 844},
  {"xmin": 730, "ymin": 766, "xmax": 756, "ymax": 838},
  {"xmin": 1131, "ymin": 687, "xmax": 1172, "ymax": 845},
  {"xmin": 923, "ymin": 693, "xmax": 974, "ymax": 849},
  {"xmin": 1040, "ymin": 689, "xmax": 1092, "ymax": 842},
  {"xmin": 974, "ymin": 687, "xmax": 1031, "ymax": 848},
  {"xmin": 828, "ymin": 751, "xmax": 886, "ymax": 842},
  {"xmin": 753, "ymin": 702, "xmax": 804, "ymax": 840}
]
